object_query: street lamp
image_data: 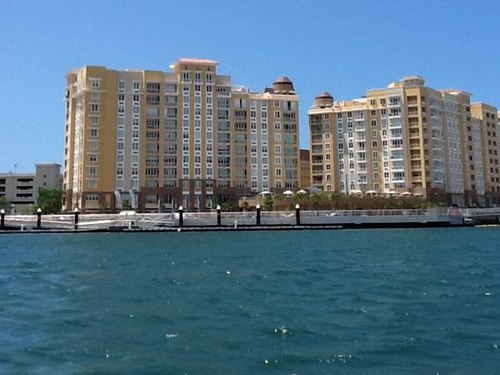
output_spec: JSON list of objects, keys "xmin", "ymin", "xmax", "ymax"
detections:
[
  {"xmin": 256, "ymin": 204, "xmax": 261, "ymax": 226},
  {"xmin": 36, "ymin": 208, "xmax": 42, "ymax": 229},
  {"xmin": 178, "ymin": 205, "xmax": 184, "ymax": 227},
  {"xmin": 0, "ymin": 209, "xmax": 5, "ymax": 230},
  {"xmin": 295, "ymin": 203, "xmax": 301, "ymax": 225},
  {"xmin": 74, "ymin": 207, "xmax": 80, "ymax": 230},
  {"xmin": 216, "ymin": 205, "xmax": 222, "ymax": 226}
]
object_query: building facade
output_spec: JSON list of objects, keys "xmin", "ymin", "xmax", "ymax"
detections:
[
  {"xmin": 64, "ymin": 59, "xmax": 300, "ymax": 212},
  {"xmin": 299, "ymin": 149, "xmax": 311, "ymax": 189},
  {"xmin": 0, "ymin": 163, "xmax": 61, "ymax": 213},
  {"xmin": 308, "ymin": 76, "xmax": 499, "ymax": 207}
]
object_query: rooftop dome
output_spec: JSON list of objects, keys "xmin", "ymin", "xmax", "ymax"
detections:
[
  {"xmin": 315, "ymin": 92, "xmax": 333, "ymax": 99},
  {"xmin": 314, "ymin": 91, "xmax": 334, "ymax": 108},
  {"xmin": 273, "ymin": 76, "xmax": 292, "ymax": 85},
  {"xmin": 272, "ymin": 76, "xmax": 295, "ymax": 94}
]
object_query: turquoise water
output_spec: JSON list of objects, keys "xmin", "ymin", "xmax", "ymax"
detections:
[{"xmin": 0, "ymin": 228, "xmax": 499, "ymax": 374}]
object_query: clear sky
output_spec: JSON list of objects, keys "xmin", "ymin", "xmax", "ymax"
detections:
[{"xmin": 1, "ymin": 0, "xmax": 499, "ymax": 172}]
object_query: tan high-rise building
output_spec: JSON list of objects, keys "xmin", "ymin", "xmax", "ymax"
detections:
[
  {"xmin": 308, "ymin": 76, "xmax": 497, "ymax": 206},
  {"xmin": 63, "ymin": 59, "xmax": 300, "ymax": 212},
  {"xmin": 299, "ymin": 149, "xmax": 311, "ymax": 189},
  {"xmin": 470, "ymin": 103, "xmax": 500, "ymax": 205}
]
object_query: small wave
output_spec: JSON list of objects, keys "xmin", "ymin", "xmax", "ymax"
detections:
[{"xmin": 274, "ymin": 326, "xmax": 291, "ymax": 336}]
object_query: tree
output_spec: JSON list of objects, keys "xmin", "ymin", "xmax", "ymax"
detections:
[
  {"xmin": 36, "ymin": 188, "xmax": 62, "ymax": 214},
  {"xmin": 263, "ymin": 195, "xmax": 274, "ymax": 211},
  {"xmin": 310, "ymin": 193, "xmax": 326, "ymax": 210}
]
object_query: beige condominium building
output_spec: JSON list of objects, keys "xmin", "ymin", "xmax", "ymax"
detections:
[
  {"xmin": 64, "ymin": 59, "xmax": 300, "ymax": 212},
  {"xmin": 308, "ymin": 76, "xmax": 499, "ymax": 207}
]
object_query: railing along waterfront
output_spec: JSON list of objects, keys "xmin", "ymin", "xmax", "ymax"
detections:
[{"xmin": 0, "ymin": 207, "xmax": 467, "ymax": 231}]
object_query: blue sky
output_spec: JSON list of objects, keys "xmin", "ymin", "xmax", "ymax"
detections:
[{"xmin": 1, "ymin": 0, "xmax": 499, "ymax": 172}]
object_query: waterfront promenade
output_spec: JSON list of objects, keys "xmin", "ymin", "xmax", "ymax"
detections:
[{"xmin": 1, "ymin": 207, "xmax": 498, "ymax": 233}]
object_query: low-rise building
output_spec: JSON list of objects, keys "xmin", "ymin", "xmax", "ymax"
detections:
[{"xmin": 0, "ymin": 163, "xmax": 61, "ymax": 213}]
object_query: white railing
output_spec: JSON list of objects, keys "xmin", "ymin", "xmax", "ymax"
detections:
[{"xmin": 1, "ymin": 207, "xmax": 498, "ymax": 230}]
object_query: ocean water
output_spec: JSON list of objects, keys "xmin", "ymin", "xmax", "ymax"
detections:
[{"xmin": 0, "ymin": 228, "xmax": 499, "ymax": 374}]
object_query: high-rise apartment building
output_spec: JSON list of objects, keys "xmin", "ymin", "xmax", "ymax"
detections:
[
  {"xmin": 308, "ymin": 76, "xmax": 499, "ymax": 207},
  {"xmin": 64, "ymin": 59, "xmax": 300, "ymax": 212}
]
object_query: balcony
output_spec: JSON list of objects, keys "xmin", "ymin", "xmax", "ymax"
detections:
[
  {"xmin": 311, "ymin": 145, "xmax": 323, "ymax": 154},
  {"xmin": 411, "ymin": 161, "xmax": 422, "ymax": 170},
  {"xmin": 409, "ymin": 131, "xmax": 420, "ymax": 139},
  {"xmin": 410, "ymin": 143, "xmax": 421, "ymax": 150},
  {"xmin": 311, "ymin": 135, "xmax": 323, "ymax": 144},
  {"xmin": 312, "ymin": 167, "xmax": 323, "ymax": 174}
]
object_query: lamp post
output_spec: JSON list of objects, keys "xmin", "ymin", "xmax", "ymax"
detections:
[
  {"xmin": 74, "ymin": 207, "xmax": 80, "ymax": 230},
  {"xmin": 0, "ymin": 209, "xmax": 5, "ymax": 230},
  {"xmin": 295, "ymin": 203, "xmax": 301, "ymax": 226},
  {"xmin": 256, "ymin": 204, "xmax": 261, "ymax": 226},
  {"xmin": 36, "ymin": 208, "xmax": 42, "ymax": 229},
  {"xmin": 216, "ymin": 205, "xmax": 222, "ymax": 227},
  {"xmin": 178, "ymin": 205, "xmax": 184, "ymax": 228}
]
